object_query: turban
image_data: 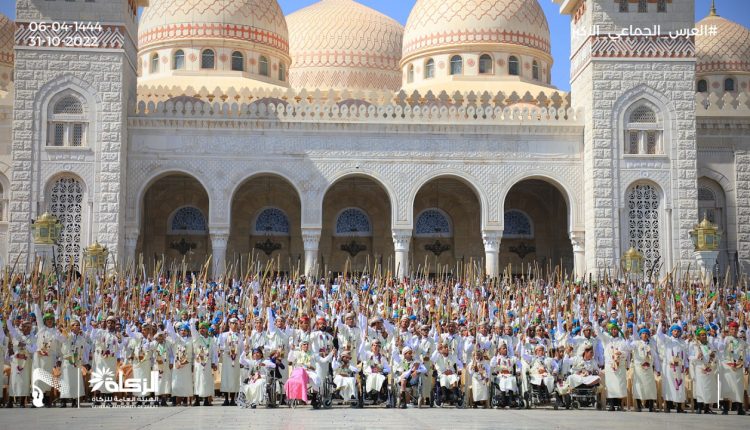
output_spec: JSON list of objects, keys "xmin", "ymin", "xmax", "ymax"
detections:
[
  {"xmin": 695, "ymin": 327, "xmax": 707, "ymax": 336},
  {"xmin": 401, "ymin": 346, "xmax": 413, "ymax": 355},
  {"xmin": 669, "ymin": 324, "xmax": 682, "ymax": 334},
  {"xmin": 728, "ymin": 321, "xmax": 739, "ymax": 329},
  {"xmin": 43, "ymin": 313, "xmax": 55, "ymax": 321},
  {"xmin": 638, "ymin": 327, "xmax": 651, "ymax": 336},
  {"xmin": 199, "ymin": 322, "xmax": 211, "ymax": 329}
]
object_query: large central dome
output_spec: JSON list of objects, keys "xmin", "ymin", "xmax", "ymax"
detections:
[
  {"xmin": 402, "ymin": 0, "xmax": 550, "ymax": 60},
  {"xmin": 286, "ymin": 0, "xmax": 404, "ymax": 91}
]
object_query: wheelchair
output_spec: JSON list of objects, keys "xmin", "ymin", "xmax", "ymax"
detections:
[
  {"xmin": 390, "ymin": 370, "xmax": 425, "ymax": 409},
  {"xmin": 490, "ymin": 370, "xmax": 522, "ymax": 409},
  {"xmin": 285, "ymin": 367, "xmax": 323, "ymax": 409},
  {"xmin": 566, "ymin": 383, "xmax": 600, "ymax": 410},
  {"xmin": 360, "ymin": 372, "xmax": 391, "ymax": 407},
  {"xmin": 236, "ymin": 373, "xmax": 280, "ymax": 409},
  {"xmin": 432, "ymin": 371, "xmax": 465, "ymax": 408},
  {"xmin": 522, "ymin": 371, "xmax": 560, "ymax": 410}
]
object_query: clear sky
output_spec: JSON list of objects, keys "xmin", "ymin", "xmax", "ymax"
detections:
[{"xmin": 1, "ymin": 0, "xmax": 747, "ymax": 91}]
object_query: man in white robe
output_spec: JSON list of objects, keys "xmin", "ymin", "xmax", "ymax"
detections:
[
  {"xmin": 689, "ymin": 327, "xmax": 718, "ymax": 414},
  {"xmin": 655, "ymin": 324, "xmax": 688, "ymax": 413},
  {"xmin": 218, "ymin": 317, "xmax": 243, "ymax": 406},
  {"xmin": 718, "ymin": 321, "xmax": 747, "ymax": 415},
  {"xmin": 596, "ymin": 322, "xmax": 630, "ymax": 411},
  {"xmin": 630, "ymin": 327, "xmax": 659, "ymax": 412},
  {"xmin": 191, "ymin": 321, "xmax": 218, "ymax": 406},
  {"xmin": 332, "ymin": 350, "xmax": 360, "ymax": 407}
]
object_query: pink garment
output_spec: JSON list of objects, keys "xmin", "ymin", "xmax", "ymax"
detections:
[{"xmin": 284, "ymin": 367, "xmax": 309, "ymax": 402}]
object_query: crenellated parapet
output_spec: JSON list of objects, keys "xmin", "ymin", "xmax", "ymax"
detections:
[
  {"xmin": 696, "ymin": 91, "xmax": 750, "ymax": 117},
  {"xmin": 132, "ymin": 86, "xmax": 580, "ymax": 124}
]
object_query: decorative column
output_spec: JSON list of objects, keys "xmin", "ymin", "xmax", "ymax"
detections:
[
  {"xmin": 569, "ymin": 231, "xmax": 586, "ymax": 279},
  {"xmin": 482, "ymin": 230, "xmax": 502, "ymax": 278},
  {"xmin": 209, "ymin": 230, "xmax": 229, "ymax": 278},
  {"xmin": 123, "ymin": 227, "xmax": 139, "ymax": 267},
  {"xmin": 301, "ymin": 227, "xmax": 321, "ymax": 278},
  {"xmin": 392, "ymin": 229, "xmax": 412, "ymax": 279}
]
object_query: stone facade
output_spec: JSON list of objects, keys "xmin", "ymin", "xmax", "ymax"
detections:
[
  {"xmin": 568, "ymin": 0, "xmax": 699, "ymax": 274},
  {"xmin": 0, "ymin": 0, "xmax": 748, "ymax": 279}
]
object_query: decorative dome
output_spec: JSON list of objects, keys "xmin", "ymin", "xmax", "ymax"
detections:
[
  {"xmin": 138, "ymin": 0, "xmax": 289, "ymax": 55},
  {"xmin": 695, "ymin": 14, "xmax": 750, "ymax": 75},
  {"xmin": 286, "ymin": 0, "xmax": 404, "ymax": 91},
  {"xmin": 402, "ymin": 0, "xmax": 550, "ymax": 61}
]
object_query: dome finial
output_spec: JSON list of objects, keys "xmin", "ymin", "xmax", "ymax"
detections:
[{"xmin": 709, "ymin": 0, "xmax": 718, "ymax": 17}]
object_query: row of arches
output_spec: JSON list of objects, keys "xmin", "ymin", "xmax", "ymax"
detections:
[
  {"xmin": 34, "ymin": 172, "xmax": 734, "ymax": 278},
  {"xmin": 136, "ymin": 174, "xmax": 570, "ymax": 275}
]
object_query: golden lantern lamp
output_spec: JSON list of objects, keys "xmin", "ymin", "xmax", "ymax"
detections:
[
  {"xmin": 622, "ymin": 246, "xmax": 644, "ymax": 274},
  {"xmin": 84, "ymin": 241, "xmax": 109, "ymax": 270},
  {"xmin": 31, "ymin": 212, "xmax": 62, "ymax": 245},
  {"xmin": 689, "ymin": 214, "xmax": 721, "ymax": 251}
]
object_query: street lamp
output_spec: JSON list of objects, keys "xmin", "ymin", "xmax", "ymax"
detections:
[
  {"xmin": 622, "ymin": 246, "xmax": 644, "ymax": 276},
  {"xmin": 84, "ymin": 241, "xmax": 109, "ymax": 273},
  {"xmin": 690, "ymin": 214, "xmax": 721, "ymax": 280},
  {"xmin": 31, "ymin": 212, "xmax": 62, "ymax": 245},
  {"xmin": 30, "ymin": 212, "xmax": 62, "ymax": 265}
]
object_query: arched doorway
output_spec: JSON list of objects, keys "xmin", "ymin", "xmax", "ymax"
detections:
[
  {"xmin": 46, "ymin": 175, "xmax": 86, "ymax": 271},
  {"xmin": 623, "ymin": 182, "xmax": 663, "ymax": 275},
  {"xmin": 413, "ymin": 178, "xmax": 482, "ymax": 276},
  {"xmin": 321, "ymin": 176, "xmax": 391, "ymax": 274},
  {"xmin": 229, "ymin": 175, "xmax": 302, "ymax": 274},
  {"xmin": 140, "ymin": 173, "xmax": 210, "ymax": 272},
  {"xmin": 698, "ymin": 177, "xmax": 729, "ymax": 274},
  {"xmin": 502, "ymin": 179, "xmax": 572, "ymax": 275}
]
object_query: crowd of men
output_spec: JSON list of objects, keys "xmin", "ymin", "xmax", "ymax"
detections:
[{"xmin": 0, "ymin": 262, "xmax": 748, "ymax": 415}]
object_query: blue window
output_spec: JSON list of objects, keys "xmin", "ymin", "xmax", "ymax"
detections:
[
  {"xmin": 254, "ymin": 207, "xmax": 290, "ymax": 235},
  {"xmin": 503, "ymin": 210, "xmax": 533, "ymax": 238},
  {"xmin": 169, "ymin": 206, "xmax": 207, "ymax": 234},
  {"xmin": 335, "ymin": 208, "xmax": 371, "ymax": 236},
  {"xmin": 415, "ymin": 209, "xmax": 451, "ymax": 237}
]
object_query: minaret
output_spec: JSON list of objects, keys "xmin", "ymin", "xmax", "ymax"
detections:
[
  {"xmin": 554, "ymin": 0, "xmax": 698, "ymax": 275},
  {"xmin": 10, "ymin": 0, "xmax": 145, "ymax": 269}
]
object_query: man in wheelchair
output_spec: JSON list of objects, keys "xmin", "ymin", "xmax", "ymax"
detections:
[
  {"xmin": 395, "ymin": 346, "xmax": 427, "ymax": 409},
  {"xmin": 432, "ymin": 342, "xmax": 464, "ymax": 408},
  {"xmin": 362, "ymin": 340, "xmax": 391, "ymax": 404},
  {"xmin": 522, "ymin": 343, "xmax": 559, "ymax": 405},
  {"xmin": 238, "ymin": 347, "xmax": 277, "ymax": 408},
  {"xmin": 331, "ymin": 349, "xmax": 362, "ymax": 407},
  {"xmin": 490, "ymin": 340, "xmax": 520, "ymax": 408},
  {"xmin": 287, "ymin": 340, "xmax": 332, "ymax": 406},
  {"xmin": 559, "ymin": 342, "xmax": 601, "ymax": 409}
]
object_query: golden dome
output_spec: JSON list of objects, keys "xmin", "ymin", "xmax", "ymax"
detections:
[
  {"xmin": 402, "ymin": 0, "xmax": 550, "ymax": 62},
  {"xmin": 286, "ymin": 0, "xmax": 404, "ymax": 91},
  {"xmin": 138, "ymin": 0, "xmax": 289, "ymax": 56},
  {"xmin": 695, "ymin": 14, "xmax": 750, "ymax": 75}
]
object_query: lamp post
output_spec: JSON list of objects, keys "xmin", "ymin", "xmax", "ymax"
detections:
[
  {"xmin": 84, "ymin": 241, "xmax": 109, "ymax": 275},
  {"xmin": 622, "ymin": 246, "xmax": 644, "ymax": 283},
  {"xmin": 690, "ymin": 214, "xmax": 721, "ymax": 280},
  {"xmin": 30, "ymin": 212, "xmax": 62, "ymax": 267}
]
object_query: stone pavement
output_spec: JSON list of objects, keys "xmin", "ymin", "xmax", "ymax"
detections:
[{"xmin": 0, "ymin": 405, "xmax": 747, "ymax": 430}]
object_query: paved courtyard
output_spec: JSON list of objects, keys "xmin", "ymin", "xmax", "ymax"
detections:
[{"xmin": 1, "ymin": 406, "xmax": 747, "ymax": 430}]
